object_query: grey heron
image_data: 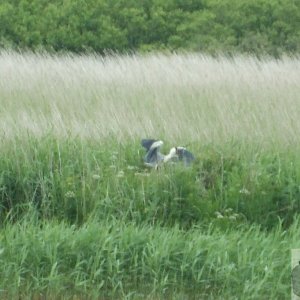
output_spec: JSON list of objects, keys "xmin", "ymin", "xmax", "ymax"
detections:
[{"xmin": 141, "ymin": 139, "xmax": 195, "ymax": 168}]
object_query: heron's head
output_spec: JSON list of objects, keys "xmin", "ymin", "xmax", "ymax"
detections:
[{"xmin": 175, "ymin": 146, "xmax": 186, "ymax": 155}]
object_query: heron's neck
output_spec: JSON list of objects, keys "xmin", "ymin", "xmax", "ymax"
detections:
[{"xmin": 164, "ymin": 151, "xmax": 175, "ymax": 162}]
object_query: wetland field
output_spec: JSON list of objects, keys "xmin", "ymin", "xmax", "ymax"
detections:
[{"xmin": 0, "ymin": 51, "xmax": 300, "ymax": 299}]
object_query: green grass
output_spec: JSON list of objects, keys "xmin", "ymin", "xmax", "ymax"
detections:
[
  {"xmin": 0, "ymin": 51, "xmax": 300, "ymax": 298},
  {"xmin": 0, "ymin": 136, "xmax": 300, "ymax": 230},
  {"xmin": 0, "ymin": 216, "xmax": 297, "ymax": 299},
  {"xmin": 0, "ymin": 136, "xmax": 298, "ymax": 299}
]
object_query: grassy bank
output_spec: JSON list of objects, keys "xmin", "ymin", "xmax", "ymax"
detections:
[
  {"xmin": 0, "ymin": 217, "xmax": 297, "ymax": 299},
  {"xmin": 0, "ymin": 51, "xmax": 300, "ymax": 298}
]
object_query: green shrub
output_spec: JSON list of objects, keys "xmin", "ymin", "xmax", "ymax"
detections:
[{"xmin": 0, "ymin": 0, "xmax": 299, "ymax": 55}]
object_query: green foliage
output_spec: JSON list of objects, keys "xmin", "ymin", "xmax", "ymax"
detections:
[
  {"xmin": 0, "ymin": 217, "xmax": 294, "ymax": 298},
  {"xmin": 0, "ymin": 0, "xmax": 299, "ymax": 55},
  {"xmin": 0, "ymin": 136, "xmax": 300, "ymax": 230}
]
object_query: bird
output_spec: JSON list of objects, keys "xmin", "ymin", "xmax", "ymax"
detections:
[{"xmin": 141, "ymin": 139, "xmax": 195, "ymax": 168}]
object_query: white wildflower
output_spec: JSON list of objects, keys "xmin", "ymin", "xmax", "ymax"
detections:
[
  {"xmin": 228, "ymin": 215, "xmax": 237, "ymax": 221},
  {"xmin": 239, "ymin": 187, "xmax": 250, "ymax": 195},
  {"xmin": 127, "ymin": 165, "xmax": 136, "ymax": 170},
  {"xmin": 65, "ymin": 191, "xmax": 75, "ymax": 198},
  {"xmin": 135, "ymin": 172, "xmax": 150, "ymax": 177},
  {"xmin": 215, "ymin": 211, "xmax": 224, "ymax": 219},
  {"xmin": 117, "ymin": 170, "xmax": 124, "ymax": 178}
]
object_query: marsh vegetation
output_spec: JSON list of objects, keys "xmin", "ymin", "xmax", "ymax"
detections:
[{"xmin": 0, "ymin": 51, "xmax": 299, "ymax": 298}]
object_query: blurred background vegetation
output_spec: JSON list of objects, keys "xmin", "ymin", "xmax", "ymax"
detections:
[{"xmin": 0, "ymin": 0, "xmax": 299, "ymax": 56}]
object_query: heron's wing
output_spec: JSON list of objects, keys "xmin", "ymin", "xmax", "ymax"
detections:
[
  {"xmin": 176, "ymin": 147, "xmax": 195, "ymax": 166},
  {"xmin": 145, "ymin": 148, "xmax": 164, "ymax": 166},
  {"xmin": 143, "ymin": 140, "xmax": 164, "ymax": 167},
  {"xmin": 141, "ymin": 139, "xmax": 158, "ymax": 151}
]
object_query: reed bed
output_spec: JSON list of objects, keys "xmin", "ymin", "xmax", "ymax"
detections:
[{"xmin": 0, "ymin": 51, "xmax": 299, "ymax": 145}]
